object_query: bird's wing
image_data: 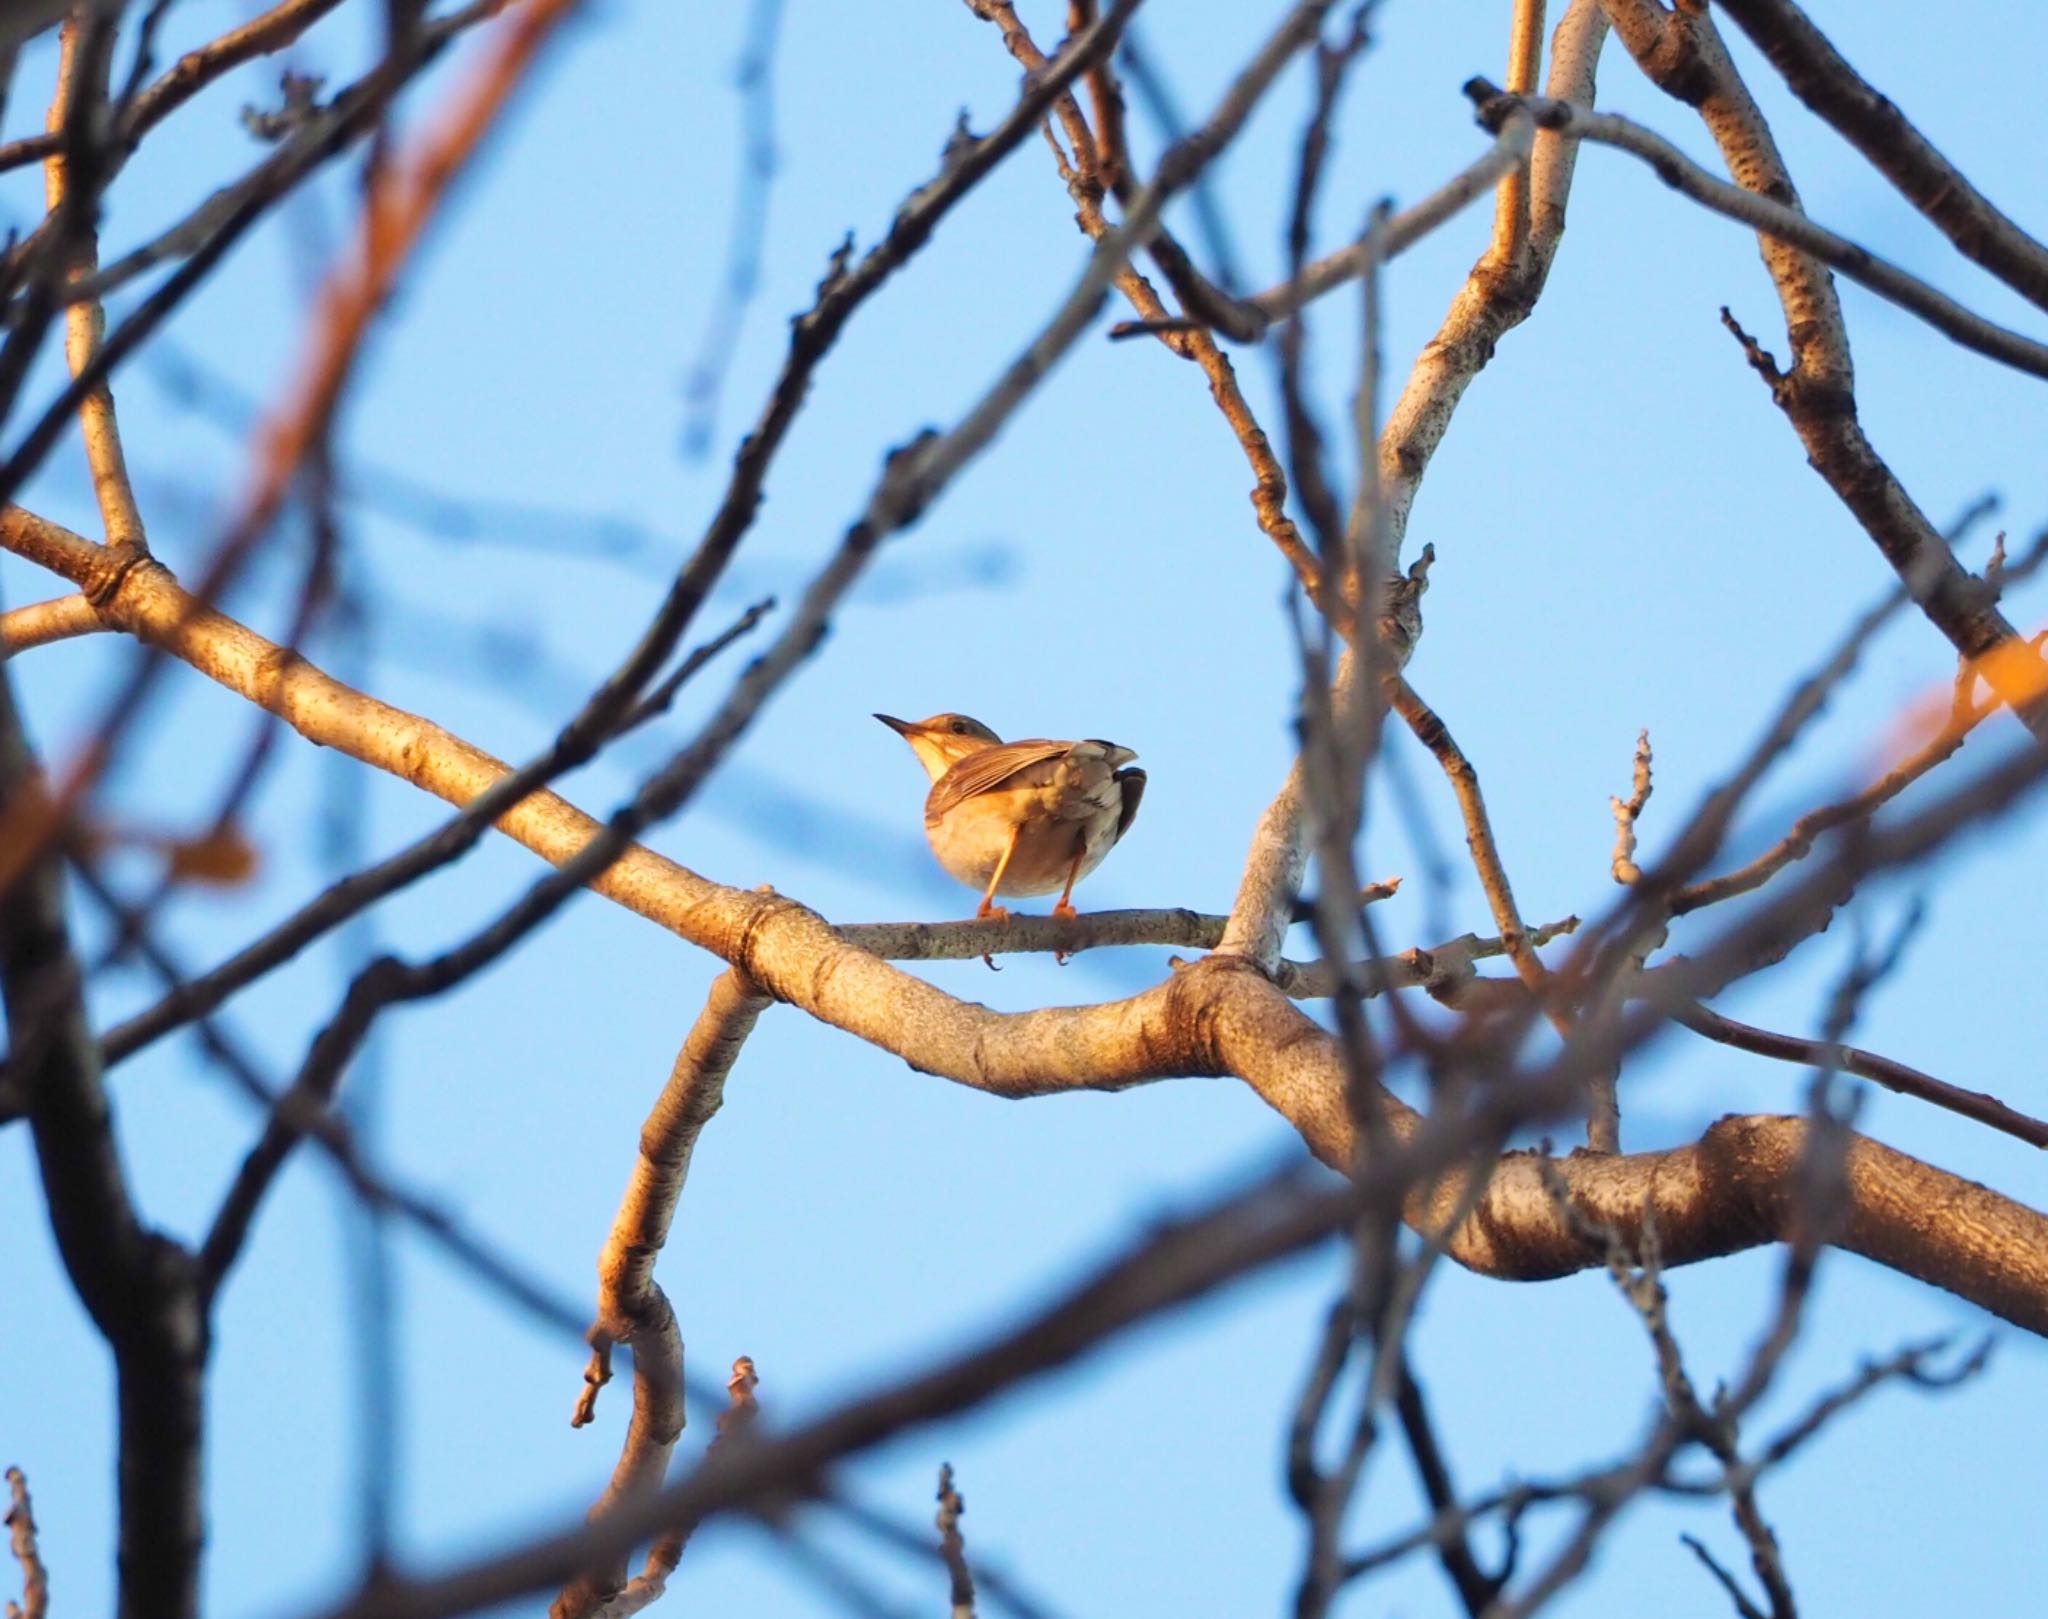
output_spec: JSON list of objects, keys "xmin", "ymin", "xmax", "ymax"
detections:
[
  {"xmin": 1113, "ymin": 767, "xmax": 1146, "ymax": 843},
  {"xmin": 925, "ymin": 740, "xmax": 1075, "ymax": 820}
]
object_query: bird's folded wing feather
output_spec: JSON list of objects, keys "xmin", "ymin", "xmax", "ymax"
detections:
[{"xmin": 926, "ymin": 740, "xmax": 1075, "ymax": 819}]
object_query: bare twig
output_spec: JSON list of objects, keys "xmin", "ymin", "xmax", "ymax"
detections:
[
  {"xmin": 1393, "ymin": 1360, "xmax": 1506, "ymax": 1615},
  {"xmin": 600, "ymin": 1357, "xmax": 764, "ymax": 1618},
  {"xmin": 3, "ymin": 1469, "xmax": 46, "ymax": 1619},
  {"xmin": 1609, "ymin": 729, "xmax": 1653, "ymax": 885},
  {"xmin": 1681, "ymin": 1534, "xmax": 1770, "ymax": 1619},
  {"xmin": 968, "ymin": 0, "xmax": 1324, "ymax": 602},
  {"xmin": 679, "ymin": 0, "xmax": 787, "ymax": 457},
  {"xmin": 0, "ymin": 0, "xmax": 357, "ymax": 173},
  {"xmin": 42, "ymin": 15, "xmax": 147, "ymax": 556},
  {"xmin": 1674, "ymin": 1001, "xmax": 2048, "ymax": 1149},
  {"xmin": 1672, "ymin": 696, "xmax": 1989, "ymax": 914},
  {"xmin": 936, "ymin": 1464, "xmax": 978, "ymax": 1619}
]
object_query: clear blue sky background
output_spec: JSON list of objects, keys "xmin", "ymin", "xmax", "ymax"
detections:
[{"xmin": 2, "ymin": 3, "xmax": 2045, "ymax": 1616}]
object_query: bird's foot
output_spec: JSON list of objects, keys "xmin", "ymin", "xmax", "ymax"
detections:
[
  {"xmin": 1052, "ymin": 898, "xmax": 1079, "ymax": 964},
  {"xmin": 977, "ymin": 901, "xmax": 1010, "ymax": 968}
]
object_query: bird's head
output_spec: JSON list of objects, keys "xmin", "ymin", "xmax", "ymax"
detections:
[{"xmin": 875, "ymin": 711, "xmax": 1002, "ymax": 781}]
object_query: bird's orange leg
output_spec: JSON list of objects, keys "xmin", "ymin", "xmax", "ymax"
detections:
[
  {"xmin": 1050, "ymin": 846, "xmax": 1088, "ymax": 964},
  {"xmin": 977, "ymin": 827, "xmax": 1020, "ymax": 921},
  {"xmin": 976, "ymin": 827, "xmax": 1020, "ymax": 968},
  {"xmin": 1052, "ymin": 846, "xmax": 1086, "ymax": 919}
]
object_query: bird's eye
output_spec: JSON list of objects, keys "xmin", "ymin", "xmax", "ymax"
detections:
[{"xmin": 951, "ymin": 720, "xmax": 969, "ymax": 734}]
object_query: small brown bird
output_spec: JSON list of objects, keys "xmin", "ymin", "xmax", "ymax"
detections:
[{"xmin": 876, "ymin": 712, "xmax": 1146, "ymax": 923}]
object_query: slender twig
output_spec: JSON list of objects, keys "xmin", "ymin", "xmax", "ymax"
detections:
[
  {"xmin": 1672, "ymin": 697, "xmax": 1990, "ymax": 914},
  {"xmin": 1108, "ymin": 93, "xmax": 1537, "ymax": 344},
  {"xmin": 1395, "ymin": 1358, "xmax": 1505, "ymax": 1616},
  {"xmin": 1681, "ymin": 1534, "xmax": 1770, "ymax": 1619},
  {"xmin": 967, "ymin": 0, "xmax": 1323, "ymax": 601},
  {"xmin": 1674, "ymin": 1001, "xmax": 2048, "ymax": 1149},
  {"xmin": 42, "ymin": 16, "xmax": 147, "ymax": 556},
  {"xmin": 0, "ymin": 0, "xmax": 358, "ymax": 173},
  {"xmin": 1609, "ymin": 729, "xmax": 1653, "ymax": 885},
  {"xmin": 1385, "ymin": 675, "xmax": 1562, "ymax": 1013},
  {"xmin": 4, "ymin": 1468, "xmax": 47, "ymax": 1619},
  {"xmin": 936, "ymin": 1463, "xmax": 978, "ymax": 1619},
  {"xmin": 679, "ymin": 0, "xmax": 786, "ymax": 457},
  {"xmin": 600, "ymin": 1357, "xmax": 764, "ymax": 1617}
]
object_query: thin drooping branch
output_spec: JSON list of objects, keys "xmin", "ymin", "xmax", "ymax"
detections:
[
  {"xmin": 554, "ymin": 970, "xmax": 769, "ymax": 1618},
  {"xmin": 1715, "ymin": 0, "xmax": 2048, "ymax": 311},
  {"xmin": 1674, "ymin": 1002, "xmax": 2048, "ymax": 1150}
]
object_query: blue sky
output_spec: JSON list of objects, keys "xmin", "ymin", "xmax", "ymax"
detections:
[{"xmin": 2, "ymin": 3, "xmax": 2045, "ymax": 1616}]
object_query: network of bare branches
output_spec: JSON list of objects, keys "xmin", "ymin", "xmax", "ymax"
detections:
[{"xmin": 0, "ymin": 2, "xmax": 2044, "ymax": 1617}]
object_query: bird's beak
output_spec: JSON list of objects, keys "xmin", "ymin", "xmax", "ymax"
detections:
[{"xmin": 873, "ymin": 713, "xmax": 913, "ymax": 737}]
